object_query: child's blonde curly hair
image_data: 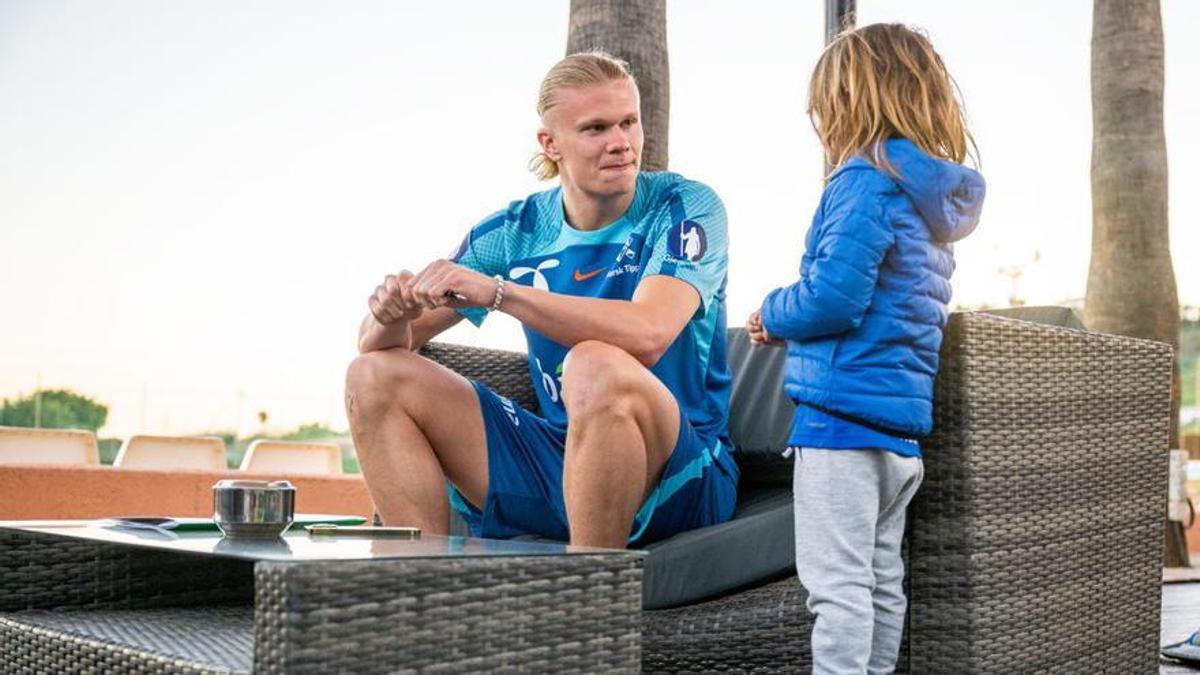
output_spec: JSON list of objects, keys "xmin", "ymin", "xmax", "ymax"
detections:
[{"xmin": 809, "ymin": 23, "xmax": 978, "ymax": 175}]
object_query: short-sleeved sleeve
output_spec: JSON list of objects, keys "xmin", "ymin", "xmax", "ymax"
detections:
[
  {"xmin": 642, "ymin": 180, "xmax": 729, "ymax": 317},
  {"xmin": 449, "ymin": 209, "xmax": 510, "ymax": 327}
]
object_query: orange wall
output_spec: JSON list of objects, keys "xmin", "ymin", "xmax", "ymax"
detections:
[
  {"xmin": 1189, "ymin": 505, "xmax": 1200, "ymax": 554},
  {"xmin": 1185, "ymin": 433, "xmax": 1200, "ymax": 461},
  {"xmin": 0, "ymin": 464, "xmax": 374, "ymax": 520}
]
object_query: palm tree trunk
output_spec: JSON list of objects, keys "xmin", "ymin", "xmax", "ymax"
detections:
[
  {"xmin": 566, "ymin": 0, "xmax": 669, "ymax": 171},
  {"xmin": 1087, "ymin": 0, "xmax": 1183, "ymax": 565}
]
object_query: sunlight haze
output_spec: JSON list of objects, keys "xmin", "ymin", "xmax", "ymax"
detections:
[{"xmin": 2, "ymin": 1, "xmax": 1197, "ymax": 438}]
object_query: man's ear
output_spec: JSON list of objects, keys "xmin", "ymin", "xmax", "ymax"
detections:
[{"xmin": 537, "ymin": 127, "xmax": 561, "ymax": 161}]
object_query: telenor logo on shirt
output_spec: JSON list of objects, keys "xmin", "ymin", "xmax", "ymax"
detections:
[
  {"xmin": 669, "ymin": 220, "xmax": 707, "ymax": 263},
  {"xmin": 509, "ymin": 258, "xmax": 560, "ymax": 291}
]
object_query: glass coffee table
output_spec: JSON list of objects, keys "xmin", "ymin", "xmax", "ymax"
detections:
[{"xmin": 0, "ymin": 519, "xmax": 643, "ymax": 673}]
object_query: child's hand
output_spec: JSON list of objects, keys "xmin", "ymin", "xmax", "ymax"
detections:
[{"xmin": 746, "ymin": 310, "xmax": 784, "ymax": 347}]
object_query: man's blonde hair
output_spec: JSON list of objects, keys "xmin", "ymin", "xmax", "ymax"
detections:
[
  {"xmin": 529, "ymin": 50, "xmax": 636, "ymax": 181},
  {"xmin": 808, "ymin": 23, "xmax": 977, "ymax": 175}
]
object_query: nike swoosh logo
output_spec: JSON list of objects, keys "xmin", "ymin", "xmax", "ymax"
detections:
[{"xmin": 573, "ymin": 267, "xmax": 606, "ymax": 282}]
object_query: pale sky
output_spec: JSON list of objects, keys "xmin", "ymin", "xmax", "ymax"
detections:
[{"xmin": 1, "ymin": 1, "xmax": 1198, "ymax": 438}]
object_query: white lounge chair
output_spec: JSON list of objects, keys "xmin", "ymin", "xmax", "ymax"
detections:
[
  {"xmin": 239, "ymin": 440, "xmax": 343, "ymax": 475},
  {"xmin": 113, "ymin": 435, "xmax": 227, "ymax": 471},
  {"xmin": 0, "ymin": 426, "xmax": 99, "ymax": 466}
]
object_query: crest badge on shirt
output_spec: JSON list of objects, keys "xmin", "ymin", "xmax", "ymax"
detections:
[{"xmin": 669, "ymin": 220, "xmax": 707, "ymax": 263}]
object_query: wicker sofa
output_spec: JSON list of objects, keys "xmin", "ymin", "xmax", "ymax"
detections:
[{"xmin": 420, "ymin": 310, "xmax": 1173, "ymax": 673}]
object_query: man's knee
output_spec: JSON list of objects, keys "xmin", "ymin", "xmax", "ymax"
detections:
[
  {"xmin": 344, "ymin": 349, "xmax": 423, "ymax": 424},
  {"xmin": 561, "ymin": 340, "xmax": 642, "ymax": 418}
]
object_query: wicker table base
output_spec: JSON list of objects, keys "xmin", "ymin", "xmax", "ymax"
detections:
[
  {"xmin": 0, "ymin": 528, "xmax": 642, "ymax": 674},
  {"xmin": 1, "ymin": 606, "xmax": 253, "ymax": 674}
]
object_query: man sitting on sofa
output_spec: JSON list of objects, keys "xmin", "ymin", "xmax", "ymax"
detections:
[{"xmin": 344, "ymin": 51, "xmax": 739, "ymax": 549}]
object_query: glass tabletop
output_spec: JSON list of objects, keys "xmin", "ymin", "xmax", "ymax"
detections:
[{"xmin": 0, "ymin": 520, "xmax": 637, "ymax": 563}]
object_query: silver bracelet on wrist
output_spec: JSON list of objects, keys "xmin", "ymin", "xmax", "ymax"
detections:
[{"xmin": 490, "ymin": 274, "xmax": 506, "ymax": 312}]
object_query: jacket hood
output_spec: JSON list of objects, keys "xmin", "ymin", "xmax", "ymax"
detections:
[{"xmin": 832, "ymin": 138, "xmax": 985, "ymax": 244}]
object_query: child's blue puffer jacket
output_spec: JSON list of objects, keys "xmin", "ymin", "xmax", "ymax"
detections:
[{"xmin": 760, "ymin": 138, "xmax": 985, "ymax": 437}]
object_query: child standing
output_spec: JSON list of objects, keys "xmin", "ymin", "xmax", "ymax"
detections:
[{"xmin": 747, "ymin": 24, "xmax": 985, "ymax": 674}]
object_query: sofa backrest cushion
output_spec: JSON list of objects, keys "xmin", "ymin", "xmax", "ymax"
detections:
[
  {"xmin": 724, "ymin": 309, "xmax": 1083, "ymax": 486},
  {"xmin": 726, "ymin": 328, "xmax": 796, "ymax": 486}
]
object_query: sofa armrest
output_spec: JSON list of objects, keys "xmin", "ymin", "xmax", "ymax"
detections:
[{"xmin": 908, "ymin": 311, "xmax": 1173, "ymax": 672}]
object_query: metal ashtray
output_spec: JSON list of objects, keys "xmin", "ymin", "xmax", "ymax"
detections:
[{"xmin": 213, "ymin": 479, "xmax": 295, "ymax": 539}]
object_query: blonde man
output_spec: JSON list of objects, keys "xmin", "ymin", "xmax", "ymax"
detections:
[{"xmin": 346, "ymin": 52, "xmax": 738, "ymax": 549}]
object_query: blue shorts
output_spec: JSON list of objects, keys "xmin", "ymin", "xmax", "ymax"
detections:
[{"xmin": 448, "ymin": 381, "xmax": 738, "ymax": 547}]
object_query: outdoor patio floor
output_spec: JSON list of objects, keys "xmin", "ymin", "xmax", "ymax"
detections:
[{"xmin": 1161, "ymin": 582, "xmax": 1200, "ymax": 673}]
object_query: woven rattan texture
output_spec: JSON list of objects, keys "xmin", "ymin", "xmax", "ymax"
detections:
[
  {"xmin": 642, "ymin": 575, "xmax": 811, "ymax": 673},
  {"xmin": 0, "ymin": 606, "xmax": 251, "ymax": 674},
  {"xmin": 907, "ymin": 312, "xmax": 1173, "ymax": 673},
  {"xmin": 391, "ymin": 313, "xmax": 1174, "ymax": 673},
  {"xmin": 252, "ymin": 554, "xmax": 642, "ymax": 674},
  {"xmin": 0, "ymin": 530, "xmax": 254, "ymax": 612},
  {"xmin": 419, "ymin": 342, "xmax": 539, "ymax": 413}
]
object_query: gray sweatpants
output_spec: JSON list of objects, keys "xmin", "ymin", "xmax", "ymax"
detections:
[{"xmin": 792, "ymin": 447, "xmax": 924, "ymax": 675}]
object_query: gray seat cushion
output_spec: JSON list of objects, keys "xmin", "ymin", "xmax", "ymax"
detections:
[{"xmin": 641, "ymin": 486, "xmax": 793, "ymax": 610}]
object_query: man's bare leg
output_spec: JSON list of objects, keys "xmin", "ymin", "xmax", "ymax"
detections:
[
  {"xmin": 345, "ymin": 349, "xmax": 489, "ymax": 534},
  {"xmin": 560, "ymin": 340, "xmax": 681, "ymax": 548}
]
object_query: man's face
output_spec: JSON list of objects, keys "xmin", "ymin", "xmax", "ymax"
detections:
[{"xmin": 539, "ymin": 78, "xmax": 643, "ymax": 199}]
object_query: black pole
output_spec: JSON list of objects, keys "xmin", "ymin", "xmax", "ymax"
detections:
[
  {"xmin": 825, "ymin": 0, "xmax": 856, "ymax": 45},
  {"xmin": 822, "ymin": 0, "xmax": 856, "ymax": 175}
]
